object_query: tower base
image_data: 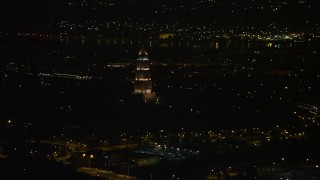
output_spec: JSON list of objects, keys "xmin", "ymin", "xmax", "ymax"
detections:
[{"xmin": 142, "ymin": 93, "xmax": 157, "ymax": 102}]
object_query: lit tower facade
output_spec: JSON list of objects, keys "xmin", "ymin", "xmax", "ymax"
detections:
[{"xmin": 134, "ymin": 48, "xmax": 156, "ymax": 101}]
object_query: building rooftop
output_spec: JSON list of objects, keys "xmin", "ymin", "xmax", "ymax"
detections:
[{"xmin": 139, "ymin": 48, "xmax": 148, "ymax": 56}]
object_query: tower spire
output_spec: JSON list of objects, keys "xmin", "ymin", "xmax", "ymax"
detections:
[{"xmin": 134, "ymin": 47, "xmax": 156, "ymax": 101}]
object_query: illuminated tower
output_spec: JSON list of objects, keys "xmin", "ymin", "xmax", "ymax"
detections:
[{"xmin": 134, "ymin": 48, "xmax": 156, "ymax": 101}]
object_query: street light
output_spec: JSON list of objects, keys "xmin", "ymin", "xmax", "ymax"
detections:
[{"xmin": 88, "ymin": 155, "xmax": 94, "ymax": 168}]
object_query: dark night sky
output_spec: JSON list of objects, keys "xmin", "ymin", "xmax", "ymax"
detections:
[{"xmin": 1, "ymin": 0, "xmax": 319, "ymax": 28}]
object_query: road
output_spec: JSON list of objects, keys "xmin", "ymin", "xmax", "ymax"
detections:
[{"xmin": 77, "ymin": 167, "xmax": 139, "ymax": 180}]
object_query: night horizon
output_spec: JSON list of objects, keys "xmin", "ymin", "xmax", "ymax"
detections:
[{"xmin": 1, "ymin": 0, "xmax": 320, "ymax": 179}]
